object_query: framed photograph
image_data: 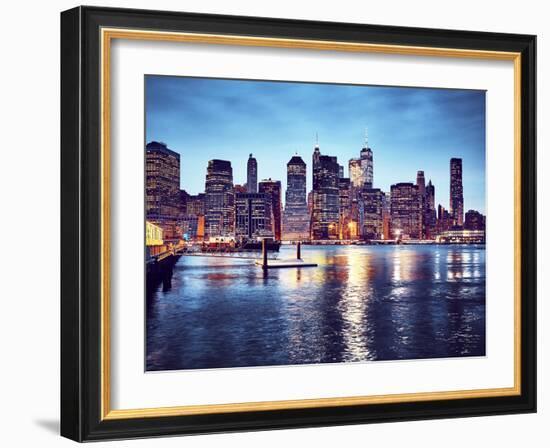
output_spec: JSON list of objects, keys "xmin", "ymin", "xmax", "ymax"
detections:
[{"xmin": 61, "ymin": 6, "xmax": 536, "ymax": 441}]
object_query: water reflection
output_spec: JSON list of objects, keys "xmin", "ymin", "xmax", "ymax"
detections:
[{"xmin": 146, "ymin": 245, "xmax": 486, "ymax": 371}]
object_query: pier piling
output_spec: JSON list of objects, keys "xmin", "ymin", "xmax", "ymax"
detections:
[{"xmin": 262, "ymin": 239, "xmax": 268, "ymax": 270}]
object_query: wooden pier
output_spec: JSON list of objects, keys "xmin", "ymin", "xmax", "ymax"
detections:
[{"xmin": 257, "ymin": 241, "xmax": 317, "ymax": 270}]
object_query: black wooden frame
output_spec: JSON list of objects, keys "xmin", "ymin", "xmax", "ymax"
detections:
[{"xmin": 61, "ymin": 5, "xmax": 537, "ymax": 442}]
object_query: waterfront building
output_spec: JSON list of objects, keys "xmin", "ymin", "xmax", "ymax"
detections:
[
  {"xmin": 436, "ymin": 204, "xmax": 453, "ymax": 234},
  {"xmin": 145, "ymin": 221, "xmax": 165, "ymax": 258},
  {"xmin": 259, "ymin": 178, "xmax": 282, "ymax": 240},
  {"xmin": 145, "ymin": 141, "xmax": 181, "ymax": 240},
  {"xmin": 362, "ymin": 188, "xmax": 385, "ymax": 240},
  {"xmin": 465, "ymin": 209, "xmax": 486, "ymax": 231},
  {"xmin": 311, "ymin": 151, "xmax": 340, "ymax": 240},
  {"xmin": 246, "ymin": 153, "xmax": 258, "ymax": 193},
  {"xmin": 436, "ymin": 229, "xmax": 485, "ymax": 244},
  {"xmin": 235, "ymin": 193, "xmax": 273, "ymax": 239},
  {"xmin": 282, "ymin": 155, "xmax": 310, "ymax": 241},
  {"xmin": 390, "ymin": 182, "xmax": 422, "ymax": 240},
  {"xmin": 204, "ymin": 159, "xmax": 235, "ymax": 237},
  {"xmin": 450, "ymin": 158, "xmax": 464, "ymax": 227},
  {"xmin": 338, "ymin": 177, "xmax": 352, "ymax": 239}
]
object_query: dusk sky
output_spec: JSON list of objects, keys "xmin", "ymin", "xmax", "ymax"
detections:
[{"xmin": 145, "ymin": 75, "xmax": 486, "ymax": 214}]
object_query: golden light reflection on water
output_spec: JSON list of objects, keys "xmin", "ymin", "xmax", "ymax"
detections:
[{"xmin": 339, "ymin": 248, "xmax": 372, "ymax": 361}]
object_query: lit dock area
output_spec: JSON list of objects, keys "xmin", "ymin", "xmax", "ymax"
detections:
[
  {"xmin": 256, "ymin": 241, "xmax": 317, "ymax": 269},
  {"xmin": 255, "ymin": 259, "xmax": 317, "ymax": 269}
]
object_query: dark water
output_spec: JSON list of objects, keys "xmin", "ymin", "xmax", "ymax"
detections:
[{"xmin": 146, "ymin": 245, "xmax": 486, "ymax": 371}]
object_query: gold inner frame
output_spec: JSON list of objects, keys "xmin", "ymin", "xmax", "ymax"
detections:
[{"xmin": 100, "ymin": 28, "xmax": 522, "ymax": 420}]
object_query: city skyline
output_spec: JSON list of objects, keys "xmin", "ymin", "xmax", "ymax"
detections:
[{"xmin": 145, "ymin": 75, "xmax": 486, "ymax": 214}]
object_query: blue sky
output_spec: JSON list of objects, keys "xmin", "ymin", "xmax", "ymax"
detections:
[{"xmin": 145, "ymin": 76, "xmax": 486, "ymax": 214}]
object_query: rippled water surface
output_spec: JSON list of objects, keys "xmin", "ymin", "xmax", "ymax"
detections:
[{"xmin": 146, "ymin": 245, "xmax": 485, "ymax": 371}]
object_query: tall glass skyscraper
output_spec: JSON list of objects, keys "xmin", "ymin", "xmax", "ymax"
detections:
[
  {"xmin": 204, "ymin": 159, "xmax": 235, "ymax": 237},
  {"xmin": 145, "ymin": 141, "xmax": 181, "ymax": 240},
  {"xmin": 450, "ymin": 158, "xmax": 464, "ymax": 227},
  {"xmin": 311, "ymin": 148, "xmax": 340, "ymax": 240},
  {"xmin": 282, "ymin": 155, "xmax": 309, "ymax": 240},
  {"xmin": 246, "ymin": 153, "xmax": 258, "ymax": 193},
  {"xmin": 259, "ymin": 178, "xmax": 282, "ymax": 241},
  {"xmin": 390, "ymin": 182, "xmax": 422, "ymax": 240},
  {"xmin": 349, "ymin": 138, "xmax": 374, "ymax": 191}
]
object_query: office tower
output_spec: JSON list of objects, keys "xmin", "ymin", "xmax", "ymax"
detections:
[
  {"xmin": 259, "ymin": 178, "xmax": 282, "ymax": 241},
  {"xmin": 416, "ymin": 171, "xmax": 426, "ymax": 197},
  {"xmin": 425, "ymin": 180, "xmax": 436, "ymax": 238},
  {"xmin": 390, "ymin": 183, "xmax": 422, "ymax": 239},
  {"xmin": 348, "ymin": 135, "xmax": 374, "ymax": 191},
  {"xmin": 145, "ymin": 141, "xmax": 181, "ymax": 240},
  {"xmin": 465, "ymin": 209, "xmax": 486, "ymax": 231},
  {"xmin": 338, "ymin": 177, "xmax": 351, "ymax": 239},
  {"xmin": 360, "ymin": 145, "xmax": 374, "ymax": 189},
  {"xmin": 247, "ymin": 153, "xmax": 258, "ymax": 193},
  {"xmin": 348, "ymin": 158, "xmax": 363, "ymax": 190},
  {"xmin": 186, "ymin": 193, "xmax": 205, "ymax": 217},
  {"xmin": 362, "ymin": 188, "xmax": 385, "ymax": 240},
  {"xmin": 338, "ymin": 164, "xmax": 344, "ymax": 179},
  {"xmin": 204, "ymin": 159, "xmax": 235, "ymax": 237},
  {"xmin": 437, "ymin": 204, "xmax": 453, "ymax": 233},
  {"xmin": 179, "ymin": 189, "xmax": 190, "ymax": 216},
  {"xmin": 182, "ymin": 193, "xmax": 205, "ymax": 241},
  {"xmin": 283, "ymin": 155, "xmax": 310, "ymax": 240},
  {"xmin": 450, "ymin": 158, "xmax": 464, "ymax": 227},
  {"xmin": 311, "ymin": 154, "xmax": 340, "ymax": 240},
  {"xmin": 235, "ymin": 193, "xmax": 273, "ymax": 238},
  {"xmin": 382, "ymin": 192, "xmax": 391, "ymax": 240}
]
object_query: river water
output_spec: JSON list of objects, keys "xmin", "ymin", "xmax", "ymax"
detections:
[{"xmin": 146, "ymin": 245, "xmax": 485, "ymax": 371}]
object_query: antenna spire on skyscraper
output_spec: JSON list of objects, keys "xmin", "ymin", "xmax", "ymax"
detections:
[
  {"xmin": 315, "ymin": 132, "xmax": 319, "ymax": 148},
  {"xmin": 364, "ymin": 127, "xmax": 369, "ymax": 148}
]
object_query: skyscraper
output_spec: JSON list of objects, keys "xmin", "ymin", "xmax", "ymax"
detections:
[
  {"xmin": 425, "ymin": 179, "xmax": 436, "ymax": 238},
  {"xmin": 348, "ymin": 158, "xmax": 363, "ymax": 190},
  {"xmin": 450, "ymin": 158, "xmax": 464, "ymax": 227},
  {"xmin": 362, "ymin": 188, "xmax": 385, "ymax": 240},
  {"xmin": 204, "ymin": 159, "xmax": 235, "ymax": 237},
  {"xmin": 145, "ymin": 141, "xmax": 181, "ymax": 239},
  {"xmin": 416, "ymin": 170, "xmax": 426, "ymax": 238},
  {"xmin": 259, "ymin": 178, "xmax": 282, "ymax": 241},
  {"xmin": 283, "ymin": 155, "xmax": 310, "ymax": 241},
  {"xmin": 246, "ymin": 153, "xmax": 258, "ymax": 193},
  {"xmin": 390, "ymin": 182, "xmax": 422, "ymax": 239},
  {"xmin": 311, "ymin": 153, "xmax": 340, "ymax": 240},
  {"xmin": 235, "ymin": 193, "xmax": 273, "ymax": 238},
  {"xmin": 348, "ymin": 135, "xmax": 374, "ymax": 191},
  {"xmin": 338, "ymin": 177, "xmax": 351, "ymax": 239},
  {"xmin": 360, "ymin": 144, "xmax": 374, "ymax": 189},
  {"xmin": 416, "ymin": 170, "xmax": 426, "ymax": 197}
]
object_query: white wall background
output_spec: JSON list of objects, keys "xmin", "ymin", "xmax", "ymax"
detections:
[{"xmin": 0, "ymin": 0, "xmax": 546, "ymax": 446}]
